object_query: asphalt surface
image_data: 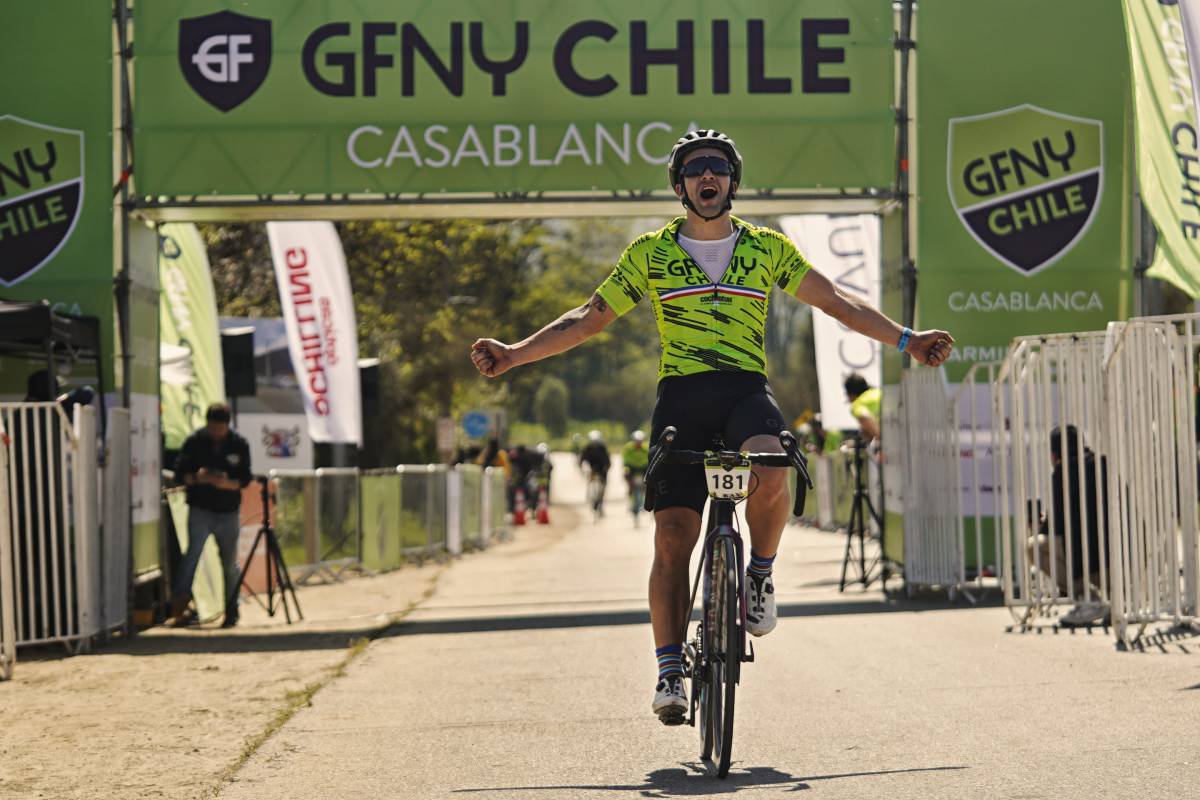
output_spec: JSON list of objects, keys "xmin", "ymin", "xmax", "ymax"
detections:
[{"xmin": 219, "ymin": 454, "xmax": 1200, "ymax": 799}]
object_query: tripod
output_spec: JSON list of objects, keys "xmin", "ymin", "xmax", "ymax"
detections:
[
  {"xmin": 237, "ymin": 477, "xmax": 303, "ymax": 623},
  {"xmin": 839, "ymin": 436, "xmax": 883, "ymax": 591}
]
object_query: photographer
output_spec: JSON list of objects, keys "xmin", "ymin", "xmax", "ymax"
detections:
[{"xmin": 170, "ymin": 403, "xmax": 252, "ymax": 628}]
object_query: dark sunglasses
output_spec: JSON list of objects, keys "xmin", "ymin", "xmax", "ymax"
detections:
[{"xmin": 680, "ymin": 156, "xmax": 732, "ymax": 179}]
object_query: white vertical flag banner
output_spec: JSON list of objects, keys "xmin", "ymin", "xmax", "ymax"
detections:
[
  {"xmin": 779, "ymin": 215, "xmax": 881, "ymax": 432},
  {"xmin": 266, "ymin": 221, "xmax": 362, "ymax": 445}
]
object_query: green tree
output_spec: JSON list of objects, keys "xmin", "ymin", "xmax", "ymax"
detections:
[{"xmin": 533, "ymin": 376, "xmax": 569, "ymax": 436}]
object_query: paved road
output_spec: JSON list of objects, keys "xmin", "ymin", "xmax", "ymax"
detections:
[{"xmin": 220, "ymin": 454, "xmax": 1200, "ymax": 799}]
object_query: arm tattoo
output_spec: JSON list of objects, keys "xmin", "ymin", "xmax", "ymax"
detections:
[
  {"xmin": 551, "ymin": 317, "xmax": 580, "ymax": 332},
  {"xmin": 590, "ymin": 294, "xmax": 608, "ymax": 313}
]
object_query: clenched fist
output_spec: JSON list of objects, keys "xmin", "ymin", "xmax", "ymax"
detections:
[
  {"xmin": 906, "ymin": 330, "xmax": 955, "ymax": 367},
  {"xmin": 471, "ymin": 339, "xmax": 515, "ymax": 378}
]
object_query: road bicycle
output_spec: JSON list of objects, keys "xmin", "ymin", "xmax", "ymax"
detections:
[
  {"xmin": 644, "ymin": 426, "xmax": 811, "ymax": 778},
  {"xmin": 584, "ymin": 467, "xmax": 606, "ymax": 521}
]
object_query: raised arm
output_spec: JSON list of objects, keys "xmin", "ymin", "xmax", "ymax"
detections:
[
  {"xmin": 794, "ymin": 268, "xmax": 954, "ymax": 368},
  {"xmin": 471, "ymin": 293, "xmax": 618, "ymax": 378}
]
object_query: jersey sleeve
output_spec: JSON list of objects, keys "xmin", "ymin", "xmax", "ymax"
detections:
[
  {"xmin": 595, "ymin": 238, "xmax": 650, "ymax": 317},
  {"xmin": 765, "ymin": 229, "xmax": 814, "ymax": 296}
]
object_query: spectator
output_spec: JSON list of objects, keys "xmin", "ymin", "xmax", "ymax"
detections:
[
  {"xmin": 170, "ymin": 403, "xmax": 252, "ymax": 628},
  {"xmin": 844, "ymin": 373, "xmax": 881, "ymax": 445},
  {"xmin": 1028, "ymin": 425, "xmax": 1110, "ymax": 627}
]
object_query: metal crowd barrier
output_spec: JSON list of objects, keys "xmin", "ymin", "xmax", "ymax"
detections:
[
  {"xmin": 272, "ymin": 463, "xmax": 508, "ymax": 577},
  {"xmin": 994, "ymin": 332, "xmax": 1112, "ymax": 625},
  {"xmin": 899, "ymin": 368, "xmax": 962, "ymax": 594},
  {"xmin": 0, "ymin": 412, "xmax": 15, "ymax": 679},
  {"xmin": 955, "ymin": 362, "xmax": 1003, "ymax": 599},
  {"xmin": 1104, "ymin": 315, "xmax": 1200, "ymax": 644},
  {"xmin": 0, "ymin": 403, "xmax": 102, "ymax": 653}
]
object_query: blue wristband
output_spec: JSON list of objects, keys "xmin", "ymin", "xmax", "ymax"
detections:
[{"xmin": 897, "ymin": 327, "xmax": 912, "ymax": 352}]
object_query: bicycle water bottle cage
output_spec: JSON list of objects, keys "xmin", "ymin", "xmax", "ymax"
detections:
[{"xmin": 704, "ymin": 451, "xmax": 752, "ymax": 500}]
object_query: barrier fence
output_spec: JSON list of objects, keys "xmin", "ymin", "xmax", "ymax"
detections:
[
  {"xmin": 900, "ymin": 317, "xmax": 1200, "ymax": 642},
  {"xmin": 0, "ymin": 412, "xmax": 15, "ymax": 680},
  {"xmin": 900, "ymin": 368, "xmax": 961, "ymax": 592},
  {"xmin": 1104, "ymin": 315, "xmax": 1200, "ymax": 643},
  {"xmin": 271, "ymin": 463, "xmax": 508, "ymax": 578},
  {"xmin": 994, "ymin": 332, "xmax": 1113, "ymax": 625},
  {"xmin": 0, "ymin": 404, "xmax": 102, "ymax": 656}
]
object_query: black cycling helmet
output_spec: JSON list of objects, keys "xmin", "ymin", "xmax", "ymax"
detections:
[{"xmin": 667, "ymin": 129, "xmax": 743, "ymax": 220}]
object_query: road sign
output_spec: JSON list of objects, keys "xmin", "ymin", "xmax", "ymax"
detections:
[{"xmin": 462, "ymin": 411, "xmax": 490, "ymax": 439}]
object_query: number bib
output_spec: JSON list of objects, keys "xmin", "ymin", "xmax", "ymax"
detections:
[{"xmin": 704, "ymin": 453, "xmax": 752, "ymax": 500}]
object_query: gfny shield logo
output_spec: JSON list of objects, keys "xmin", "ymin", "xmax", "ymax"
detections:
[
  {"xmin": 948, "ymin": 105, "xmax": 1103, "ymax": 276},
  {"xmin": 179, "ymin": 11, "xmax": 271, "ymax": 112},
  {"xmin": 0, "ymin": 116, "xmax": 84, "ymax": 287}
]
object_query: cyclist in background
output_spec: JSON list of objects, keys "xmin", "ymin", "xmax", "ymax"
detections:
[
  {"xmin": 470, "ymin": 129, "xmax": 953, "ymax": 722},
  {"xmin": 579, "ymin": 430, "xmax": 611, "ymax": 517},
  {"xmin": 623, "ymin": 430, "xmax": 650, "ymax": 525}
]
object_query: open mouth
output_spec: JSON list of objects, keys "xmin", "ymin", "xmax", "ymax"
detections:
[{"xmin": 699, "ymin": 186, "xmax": 719, "ymax": 201}]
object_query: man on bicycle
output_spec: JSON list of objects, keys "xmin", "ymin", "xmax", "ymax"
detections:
[
  {"xmin": 578, "ymin": 430, "xmax": 611, "ymax": 516},
  {"xmin": 623, "ymin": 430, "xmax": 650, "ymax": 516},
  {"xmin": 470, "ymin": 129, "xmax": 954, "ymax": 722}
]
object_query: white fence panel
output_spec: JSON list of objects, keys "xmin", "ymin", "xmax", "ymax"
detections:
[
  {"xmin": 994, "ymin": 333, "xmax": 1111, "ymax": 626},
  {"xmin": 103, "ymin": 409, "xmax": 132, "ymax": 633},
  {"xmin": 1104, "ymin": 315, "xmax": 1200, "ymax": 644},
  {"xmin": 0, "ymin": 412, "xmax": 15, "ymax": 679},
  {"xmin": 901, "ymin": 368, "xmax": 961, "ymax": 590},
  {"xmin": 0, "ymin": 402, "xmax": 101, "ymax": 651}
]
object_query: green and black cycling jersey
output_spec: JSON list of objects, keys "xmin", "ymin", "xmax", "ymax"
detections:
[{"xmin": 596, "ymin": 216, "xmax": 812, "ymax": 380}]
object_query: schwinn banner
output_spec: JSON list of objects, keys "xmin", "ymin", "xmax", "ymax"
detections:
[
  {"xmin": 134, "ymin": 0, "xmax": 895, "ymax": 196},
  {"xmin": 917, "ymin": 1, "xmax": 1130, "ymax": 380},
  {"xmin": 779, "ymin": 215, "xmax": 880, "ymax": 431},
  {"xmin": 266, "ymin": 222, "xmax": 361, "ymax": 445}
]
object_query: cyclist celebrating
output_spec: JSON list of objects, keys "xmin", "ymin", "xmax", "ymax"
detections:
[
  {"xmin": 470, "ymin": 129, "xmax": 954, "ymax": 722},
  {"xmin": 578, "ymin": 430, "xmax": 611, "ymax": 517},
  {"xmin": 623, "ymin": 430, "xmax": 651, "ymax": 523}
]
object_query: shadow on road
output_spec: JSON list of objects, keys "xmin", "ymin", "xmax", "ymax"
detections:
[
  {"xmin": 388, "ymin": 594, "xmax": 1002, "ymax": 638},
  {"xmin": 452, "ymin": 763, "xmax": 968, "ymax": 796}
]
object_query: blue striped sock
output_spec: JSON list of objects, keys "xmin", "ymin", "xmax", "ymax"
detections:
[
  {"xmin": 655, "ymin": 644, "xmax": 684, "ymax": 681},
  {"xmin": 748, "ymin": 551, "xmax": 775, "ymax": 579}
]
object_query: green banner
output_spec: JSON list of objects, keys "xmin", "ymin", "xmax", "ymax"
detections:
[
  {"xmin": 1125, "ymin": 0, "xmax": 1200, "ymax": 297},
  {"xmin": 159, "ymin": 223, "xmax": 225, "ymax": 450},
  {"xmin": 135, "ymin": 1, "xmax": 895, "ymax": 196},
  {"xmin": 917, "ymin": 1, "xmax": 1133, "ymax": 378},
  {"xmin": 0, "ymin": 2, "xmax": 113, "ymax": 375}
]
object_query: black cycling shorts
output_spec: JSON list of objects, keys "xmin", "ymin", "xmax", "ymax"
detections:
[{"xmin": 648, "ymin": 370, "xmax": 787, "ymax": 514}]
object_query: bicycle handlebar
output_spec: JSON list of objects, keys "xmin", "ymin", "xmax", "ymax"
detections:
[{"xmin": 644, "ymin": 426, "xmax": 814, "ymax": 517}]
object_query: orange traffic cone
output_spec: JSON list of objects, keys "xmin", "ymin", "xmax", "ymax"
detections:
[
  {"xmin": 513, "ymin": 486, "xmax": 527, "ymax": 525},
  {"xmin": 536, "ymin": 486, "xmax": 550, "ymax": 524}
]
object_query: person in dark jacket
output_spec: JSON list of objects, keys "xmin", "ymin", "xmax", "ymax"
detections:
[
  {"xmin": 1030, "ymin": 425, "xmax": 1110, "ymax": 626},
  {"xmin": 170, "ymin": 403, "xmax": 252, "ymax": 627}
]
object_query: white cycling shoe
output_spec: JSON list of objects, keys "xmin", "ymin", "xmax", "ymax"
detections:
[
  {"xmin": 652, "ymin": 675, "xmax": 688, "ymax": 724},
  {"xmin": 746, "ymin": 573, "xmax": 777, "ymax": 636}
]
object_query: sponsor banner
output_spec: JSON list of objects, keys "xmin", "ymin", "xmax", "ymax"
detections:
[
  {"xmin": 134, "ymin": 0, "xmax": 895, "ymax": 196},
  {"xmin": 917, "ymin": 1, "xmax": 1131, "ymax": 380},
  {"xmin": 266, "ymin": 222, "xmax": 361, "ymax": 445},
  {"xmin": 239, "ymin": 412, "xmax": 314, "ymax": 472},
  {"xmin": 1125, "ymin": 0, "xmax": 1200, "ymax": 297},
  {"xmin": 159, "ymin": 223, "xmax": 226, "ymax": 450},
  {"xmin": 0, "ymin": 2, "xmax": 113, "ymax": 379},
  {"xmin": 779, "ymin": 215, "xmax": 881, "ymax": 431}
]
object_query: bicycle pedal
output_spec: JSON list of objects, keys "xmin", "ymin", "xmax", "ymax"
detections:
[{"xmin": 657, "ymin": 708, "xmax": 686, "ymax": 726}]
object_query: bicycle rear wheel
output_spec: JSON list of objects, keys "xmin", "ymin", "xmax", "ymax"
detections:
[{"xmin": 700, "ymin": 535, "xmax": 740, "ymax": 777}]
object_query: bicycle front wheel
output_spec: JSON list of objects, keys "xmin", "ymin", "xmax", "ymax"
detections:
[{"xmin": 704, "ymin": 536, "xmax": 740, "ymax": 777}]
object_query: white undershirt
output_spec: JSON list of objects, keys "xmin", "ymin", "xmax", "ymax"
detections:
[{"xmin": 677, "ymin": 230, "xmax": 740, "ymax": 283}]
